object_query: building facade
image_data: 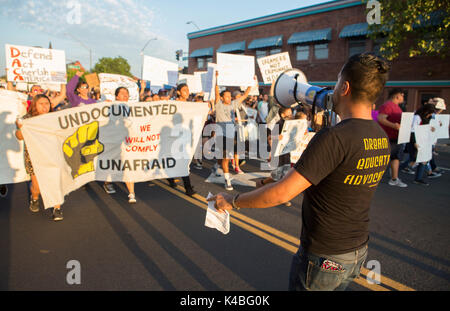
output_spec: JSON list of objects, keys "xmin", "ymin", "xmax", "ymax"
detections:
[{"xmin": 187, "ymin": 0, "xmax": 449, "ymax": 112}]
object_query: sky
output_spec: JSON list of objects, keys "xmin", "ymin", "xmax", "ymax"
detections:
[{"xmin": 0, "ymin": 0, "xmax": 328, "ymax": 77}]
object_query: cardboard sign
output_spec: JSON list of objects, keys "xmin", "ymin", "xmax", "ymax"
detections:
[
  {"xmin": 273, "ymin": 119, "xmax": 308, "ymax": 156},
  {"xmin": 5, "ymin": 44, "xmax": 66, "ymax": 84},
  {"xmin": 217, "ymin": 53, "xmax": 255, "ymax": 87},
  {"xmin": 257, "ymin": 52, "xmax": 292, "ymax": 85},
  {"xmin": 415, "ymin": 124, "xmax": 432, "ymax": 163},
  {"xmin": 142, "ymin": 55, "xmax": 178, "ymax": 87},
  {"xmin": 85, "ymin": 73, "xmax": 100, "ymax": 88}
]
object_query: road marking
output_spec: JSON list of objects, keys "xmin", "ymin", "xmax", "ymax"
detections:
[{"xmin": 152, "ymin": 180, "xmax": 415, "ymax": 291}]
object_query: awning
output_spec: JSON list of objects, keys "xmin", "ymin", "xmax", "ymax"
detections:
[
  {"xmin": 287, "ymin": 28, "xmax": 332, "ymax": 44},
  {"xmin": 339, "ymin": 23, "xmax": 368, "ymax": 38},
  {"xmin": 217, "ymin": 41, "xmax": 246, "ymax": 53},
  {"xmin": 248, "ymin": 35, "xmax": 283, "ymax": 49},
  {"xmin": 189, "ymin": 47, "xmax": 214, "ymax": 58}
]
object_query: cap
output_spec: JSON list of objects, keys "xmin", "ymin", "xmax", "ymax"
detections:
[{"xmin": 433, "ymin": 97, "xmax": 446, "ymax": 110}]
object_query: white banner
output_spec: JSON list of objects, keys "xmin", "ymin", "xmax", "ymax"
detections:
[
  {"xmin": 178, "ymin": 73, "xmax": 202, "ymax": 94},
  {"xmin": 397, "ymin": 112, "xmax": 414, "ymax": 144},
  {"xmin": 257, "ymin": 52, "xmax": 292, "ymax": 85},
  {"xmin": 20, "ymin": 101, "xmax": 209, "ymax": 208},
  {"xmin": 203, "ymin": 63, "xmax": 217, "ymax": 101},
  {"xmin": 217, "ymin": 53, "xmax": 255, "ymax": 87},
  {"xmin": 0, "ymin": 90, "xmax": 30, "ymax": 184},
  {"xmin": 273, "ymin": 119, "xmax": 308, "ymax": 156},
  {"xmin": 435, "ymin": 114, "xmax": 449, "ymax": 139},
  {"xmin": 5, "ymin": 44, "xmax": 66, "ymax": 84},
  {"xmin": 240, "ymin": 76, "xmax": 260, "ymax": 96},
  {"xmin": 142, "ymin": 55, "xmax": 179, "ymax": 87},
  {"xmin": 99, "ymin": 73, "xmax": 139, "ymax": 102}
]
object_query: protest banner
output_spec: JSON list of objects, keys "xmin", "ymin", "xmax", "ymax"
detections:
[
  {"xmin": 20, "ymin": 100, "xmax": 209, "ymax": 208},
  {"xmin": 99, "ymin": 73, "xmax": 139, "ymax": 102},
  {"xmin": 142, "ymin": 55, "xmax": 178, "ymax": 87},
  {"xmin": 257, "ymin": 52, "xmax": 292, "ymax": 85},
  {"xmin": 241, "ymin": 76, "xmax": 260, "ymax": 96},
  {"xmin": 397, "ymin": 112, "xmax": 414, "ymax": 144},
  {"xmin": 85, "ymin": 73, "xmax": 100, "ymax": 88},
  {"xmin": 0, "ymin": 90, "xmax": 30, "ymax": 184},
  {"xmin": 5, "ymin": 44, "xmax": 66, "ymax": 84},
  {"xmin": 40, "ymin": 83, "xmax": 61, "ymax": 92},
  {"xmin": 415, "ymin": 124, "xmax": 432, "ymax": 163},
  {"xmin": 216, "ymin": 53, "xmax": 255, "ymax": 87},
  {"xmin": 273, "ymin": 119, "xmax": 308, "ymax": 156},
  {"xmin": 290, "ymin": 132, "xmax": 316, "ymax": 163}
]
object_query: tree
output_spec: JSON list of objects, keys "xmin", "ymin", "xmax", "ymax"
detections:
[
  {"xmin": 92, "ymin": 56, "xmax": 133, "ymax": 77},
  {"xmin": 366, "ymin": 0, "xmax": 449, "ymax": 60}
]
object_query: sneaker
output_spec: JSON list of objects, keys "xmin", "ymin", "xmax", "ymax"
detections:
[
  {"xmin": 103, "ymin": 183, "xmax": 116, "ymax": 194},
  {"xmin": 225, "ymin": 179, "xmax": 233, "ymax": 191},
  {"xmin": 128, "ymin": 193, "xmax": 137, "ymax": 204},
  {"xmin": 29, "ymin": 196, "xmax": 40, "ymax": 213},
  {"xmin": 235, "ymin": 167, "xmax": 244, "ymax": 174},
  {"xmin": 168, "ymin": 179, "xmax": 177, "ymax": 188},
  {"xmin": 284, "ymin": 201, "xmax": 292, "ymax": 207},
  {"xmin": 388, "ymin": 178, "xmax": 408, "ymax": 187},
  {"xmin": 413, "ymin": 179, "xmax": 430, "ymax": 186},
  {"xmin": 193, "ymin": 161, "xmax": 203, "ymax": 169},
  {"xmin": 0, "ymin": 185, "xmax": 7, "ymax": 198},
  {"xmin": 428, "ymin": 172, "xmax": 442, "ymax": 179},
  {"xmin": 212, "ymin": 164, "xmax": 222, "ymax": 177},
  {"xmin": 401, "ymin": 167, "xmax": 415, "ymax": 175},
  {"xmin": 433, "ymin": 168, "xmax": 443, "ymax": 174},
  {"xmin": 239, "ymin": 159, "xmax": 246, "ymax": 167},
  {"xmin": 185, "ymin": 187, "xmax": 196, "ymax": 197},
  {"xmin": 52, "ymin": 208, "xmax": 63, "ymax": 221}
]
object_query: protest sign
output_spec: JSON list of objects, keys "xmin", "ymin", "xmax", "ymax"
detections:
[
  {"xmin": 99, "ymin": 73, "xmax": 139, "ymax": 102},
  {"xmin": 290, "ymin": 132, "xmax": 315, "ymax": 163},
  {"xmin": 20, "ymin": 100, "xmax": 209, "ymax": 208},
  {"xmin": 5, "ymin": 44, "xmax": 66, "ymax": 84},
  {"xmin": 241, "ymin": 76, "xmax": 259, "ymax": 96},
  {"xmin": 273, "ymin": 119, "xmax": 308, "ymax": 156},
  {"xmin": 85, "ymin": 73, "xmax": 100, "ymax": 88},
  {"xmin": 0, "ymin": 90, "xmax": 30, "ymax": 184},
  {"xmin": 178, "ymin": 73, "xmax": 202, "ymax": 94},
  {"xmin": 257, "ymin": 52, "xmax": 292, "ymax": 85},
  {"xmin": 397, "ymin": 112, "xmax": 414, "ymax": 144},
  {"xmin": 415, "ymin": 124, "xmax": 432, "ymax": 163},
  {"xmin": 203, "ymin": 63, "xmax": 217, "ymax": 101},
  {"xmin": 216, "ymin": 53, "xmax": 255, "ymax": 87},
  {"xmin": 142, "ymin": 55, "xmax": 178, "ymax": 87},
  {"xmin": 435, "ymin": 114, "xmax": 449, "ymax": 139}
]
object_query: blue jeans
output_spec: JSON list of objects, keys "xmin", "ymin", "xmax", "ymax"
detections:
[
  {"xmin": 415, "ymin": 163, "xmax": 428, "ymax": 181},
  {"xmin": 289, "ymin": 245, "xmax": 368, "ymax": 291}
]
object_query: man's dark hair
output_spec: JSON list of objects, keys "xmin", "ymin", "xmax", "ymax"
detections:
[
  {"xmin": 220, "ymin": 89, "xmax": 231, "ymax": 97},
  {"xmin": 341, "ymin": 52, "xmax": 390, "ymax": 104},
  {"xmin": 388, "ymin": 88, "xmax": 404, "ymax": 100},
  {"xmin": 114, "ymin": 86, "xmax": 129, "ymax": 97},
  {"xmin": 177, "ymin": 83, "xmax": 188, "ymax": 92}
]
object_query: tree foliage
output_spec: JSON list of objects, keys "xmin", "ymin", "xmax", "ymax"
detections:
[
  {"xmin": 92, "ymin": 56, "xmax": 133, "ymax": 77},
  {"xmin": 366, "ymin": 0, "xmax": 449, "ymax": 60}
]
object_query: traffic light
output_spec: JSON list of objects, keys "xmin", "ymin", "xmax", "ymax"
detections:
[{"xmin": 175, "ymin": 49, "xmax": 183, "ymax": 61}]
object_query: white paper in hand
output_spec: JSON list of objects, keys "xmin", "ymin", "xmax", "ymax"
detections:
[{"xmin": 205, "ymin": 192, "xmax": 230, "ymax": 234}]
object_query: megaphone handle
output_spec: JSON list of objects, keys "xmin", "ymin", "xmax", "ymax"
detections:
[{"xmin": 293, "ymin": 74, "xmax": 302, "ymax": 105}]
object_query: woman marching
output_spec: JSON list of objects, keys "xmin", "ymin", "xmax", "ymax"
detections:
[{"xmin": 15, "ymin": 94, "xmax": 64, "ymax": 221}]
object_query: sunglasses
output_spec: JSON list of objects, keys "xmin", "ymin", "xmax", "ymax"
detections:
[{"xmin": 79, "ymin": 86, "xmax": 89, "ymax": 89}]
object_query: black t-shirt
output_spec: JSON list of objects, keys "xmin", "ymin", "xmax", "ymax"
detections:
[{"xmin": 294, "ymin": 119, "xmax": 390, "ymax": 255}]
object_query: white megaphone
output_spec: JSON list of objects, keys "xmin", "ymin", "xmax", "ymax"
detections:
[{"xmin": 273, "ymin": 68, "xmax": 334, "ymax": 111}]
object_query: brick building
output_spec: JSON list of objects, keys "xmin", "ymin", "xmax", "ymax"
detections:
[{"xmin": 187, "ymin": 0, "xmax": 449, "ymax": 112}]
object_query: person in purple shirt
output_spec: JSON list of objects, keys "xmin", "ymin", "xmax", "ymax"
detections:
[
  {"xmin": 67, "ymin": 71, "xmax": 97, "ymax": 107},
  {"xmin": 371, "ymin": 103, "xmax": 379, "ymax": 121}
]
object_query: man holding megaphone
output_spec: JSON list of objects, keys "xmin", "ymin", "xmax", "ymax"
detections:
[{"xmin": 208, "ymin": 53, "xmax": 391, "ymax": 291}]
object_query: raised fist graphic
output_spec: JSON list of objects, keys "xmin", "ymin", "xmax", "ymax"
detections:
[{"xmin": 63, "ymin": 121, "xmax": 104, "ymax": 179}]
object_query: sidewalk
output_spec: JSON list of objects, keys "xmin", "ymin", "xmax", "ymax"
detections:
[{"xmin": 436, "ymin": 138, "xmax": 450, "ymax": 153}]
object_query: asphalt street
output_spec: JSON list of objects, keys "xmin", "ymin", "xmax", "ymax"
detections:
[{"xmin": 0, "ymin": 143, "xmax": 449, "ymax": 291}]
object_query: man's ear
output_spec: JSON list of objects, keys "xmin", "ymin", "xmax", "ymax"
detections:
[{"xmin": 341, "ymin": 81, "xmax": 350, "ymax": 96}]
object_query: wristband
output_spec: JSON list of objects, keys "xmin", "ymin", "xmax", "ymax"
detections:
[{"xmin": 232, "ymin": 194, "xmax": 241, "ymax": 210}]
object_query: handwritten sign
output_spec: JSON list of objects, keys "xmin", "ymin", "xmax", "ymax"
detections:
[
  {"xmin": 5, "ymin": 44, "xmax": 66, "ymax": 84},
  {"xmin": 257, "ymin": 52, "xmax": 292, "ymax": 85},
  {"xmin": 273, "ymin": 119, "xmax": 308, "ymax": 156},
  {"xmin": 85, "ymin": 73, "xmax": 100, "ymax": 88},
  {"xmin": 99, "ymin": 73, "xmax": 139, "ymax": 102}
]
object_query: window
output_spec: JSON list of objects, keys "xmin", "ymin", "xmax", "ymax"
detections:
[
  {"xmin": 314, "ymin": 43, "xmax": 328, "ymax": 59},
  {"xmin": 348, "ymin": 39, "xmax": 366, "ymax": 57},
  {"xmin": 197, "ymin": 58, "xmax": 205, "ymax": 69},
  {"xmin": 206, "ymin": 57, "xmax": 213, "ymax": 64},
  {"xmin": 256, "ymin": 50, "xmax": 267, "ymax": 59},
  {"xmin": 270, "ymin": 48, "xmax": 281, "ymax": 55},
  {"xmin": 296, "ymin": 45, "xmax": 309, "ymax": 61}
]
